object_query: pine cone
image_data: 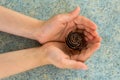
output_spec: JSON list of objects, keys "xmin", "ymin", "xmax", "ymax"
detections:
[{"xmin": 65, "ymin": 30, "xmax": 87, "ymax": 52}]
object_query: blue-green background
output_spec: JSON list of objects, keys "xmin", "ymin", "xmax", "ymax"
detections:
[{"xmin": 0, "ymin": 0, "xmax": 120, "ymax": 80}]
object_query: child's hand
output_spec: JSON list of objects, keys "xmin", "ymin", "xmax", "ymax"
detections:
[
  {"xmin": 33, "ymin": 7, "xmax": 98, "ymax": 44},
  {"xmin": 41, "ymin": 34, "xmax": 101, "ymax": 69}
]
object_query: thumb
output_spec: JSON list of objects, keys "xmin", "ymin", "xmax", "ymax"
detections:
[
  {"xmin": 57, "ymin": 7, "xmax": 80, "ymax": 22},
  {"xmin": 65, "ymin": 6, "xmax": 80, "ymax": 22},
  {"xmin": 62, "ymin": 58, "xmax": 88, "ymax": 70}
]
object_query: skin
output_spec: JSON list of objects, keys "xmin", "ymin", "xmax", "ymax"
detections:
[
  {"xmin": 33, "ymin": 7, "xmax": 99, "ymax": 43},
  {"xmin": 0, "ymin": 6, "xmax": 101, "ymax": 78}
]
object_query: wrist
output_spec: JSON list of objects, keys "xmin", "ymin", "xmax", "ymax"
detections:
[
  {"xmin": 32, "ymin": 21, "xmax": 47, "ymax": 44},
  {"xmin": 26, "ymin": 20, "xmax": 44, "ymax": 40},
  {"xmin": 34, "ymin": 46, "xmax": 50, "ymax": 66}
]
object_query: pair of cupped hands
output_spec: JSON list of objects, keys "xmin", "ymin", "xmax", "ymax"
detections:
[{"xmin": 33, "ymin": 7, "xmax": 102, "ymax": 70}]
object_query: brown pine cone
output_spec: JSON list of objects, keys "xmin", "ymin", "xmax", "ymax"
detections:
[{"xmin": 65, "ymin": 30, "xmax": 87, "ymax": 52}]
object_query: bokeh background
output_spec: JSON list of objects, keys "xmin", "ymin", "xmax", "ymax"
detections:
[{"xmin": 0, "ymin": 0, "xmax": 120, "ymax": 80}]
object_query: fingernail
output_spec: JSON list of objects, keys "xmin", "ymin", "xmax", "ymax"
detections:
[{"xmin": 82, "ymin": 66, "xmax": 88, "ymax": 70}]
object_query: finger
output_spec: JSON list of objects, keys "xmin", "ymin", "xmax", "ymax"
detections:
[
  {"xmin": 84, "ymin": 31, "xmax": 94, "ymax": 40},
  {"xmin": 61, "ymin": 59, "xmax": 88, "ymax": 70},
  {"xmin": 77, "ymin": 43, "xmax": 101, "ymax": 62},
  {"xmin": 85, "ymin": 36, "xmax": 89, "ymax": 41},
  {"xmin": 88, "ymin": 36, "xmax": 102, "ymax": 44},
  {"xmin": 76, "ymin": 24, "xmax": 84, "ymax": 29},
  {"xmin": 85, "ymin": 43, "xmax": 101, "ymax": 58},
  {"xmin": 85, "ymin": 28, "xmax": 98, "ymax": 37},
  {"xmin": 67, "ymin": 6, "xmax": 80, "ymax": 21},
  {"xmin": 77, "ymin": 24, "xmax": 98, "ymax": 37},
  {"xmin": 74, "ymin": 16, "xmax": 97, "ymax": 30}
]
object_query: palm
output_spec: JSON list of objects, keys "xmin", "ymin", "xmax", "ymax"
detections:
[
  {"xmin": 39, "ymin": 15, "xmax": 98, "ymax": 43},
  {"xmin": 70, "ymin": 36, "xmax": 101, "ymax": 62},
  {"xmin": 45, "ymin": 34, "xmax": 101, "ymax": 69},
  {"xmin": 42, "ymin": 18, "xmax": 76, "ymax": 42},
  {"xmin": 55, "ymin": 16, "xmax": 99, "ymax": 42},
  {"xmin": 48, "ymin": 36, "xmax": 101, "ymax": 62},
  {"xmin": 39, "ymin": 7, "xmax": 102, "ymax": 69},
  {"xmin": 35, "ymin": 7, "xmax": 99, "ymax": 43}
]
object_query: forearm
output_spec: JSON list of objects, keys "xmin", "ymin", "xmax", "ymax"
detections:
[
  {"xmin": 0, "ymin": 6, "xmax": 43, "ymax": 39},
  {"xmin": 0, "ymin": 47, "xmax": 46, "ymax": 79}
]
